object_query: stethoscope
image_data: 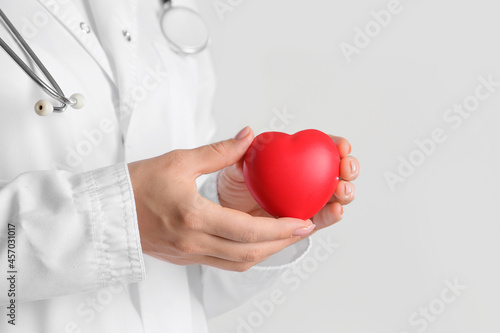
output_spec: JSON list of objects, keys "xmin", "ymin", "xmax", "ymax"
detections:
[{"xmin": 0, "ymin": 0, "xmax": 209, "ymax": 116}]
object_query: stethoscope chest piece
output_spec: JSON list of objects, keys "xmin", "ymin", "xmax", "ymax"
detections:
[{"xmin": 160, "ymin": 4, "xmax": 210, "ymax": 54}]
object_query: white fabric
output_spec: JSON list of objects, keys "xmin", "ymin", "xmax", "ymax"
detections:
[{"xmin": 0, "ymin": 0, "xmax": 310, "ymax": 332}]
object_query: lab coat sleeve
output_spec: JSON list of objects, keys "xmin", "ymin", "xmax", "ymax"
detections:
[
  {"xmin": 0, "ymin": 163, "xmax": 145, "ymax": 304},
  {"xmin": 197, "ymin": 172, "xmax": 312, "ymax": 318}
]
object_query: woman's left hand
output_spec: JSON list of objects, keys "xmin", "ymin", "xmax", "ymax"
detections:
[{"xmin": 217, "ymin": 127, "xmax": 360, "ymax": 231}]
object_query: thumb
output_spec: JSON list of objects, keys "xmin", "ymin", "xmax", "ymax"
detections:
[{"xmin": 190, "ymin": 126, "xmax": 254, "ymax": 176}]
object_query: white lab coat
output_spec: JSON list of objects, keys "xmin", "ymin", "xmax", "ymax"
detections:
[{"xmin": 0, "ymin": 0, "xmax": 310, "ymax": 332}]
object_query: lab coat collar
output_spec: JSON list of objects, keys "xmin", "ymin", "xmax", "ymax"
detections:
[
  {"xmin": 36, "ymin": 0, "xmax": 117, "ymax": 86},
  {"xmin": 37, "ymin": 0, "xmax": 141, "ymax": 136}
]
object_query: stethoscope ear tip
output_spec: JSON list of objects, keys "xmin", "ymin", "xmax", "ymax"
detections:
[
  {"xmin": 70, "ymin": 93, "xmax": 85, "ymax": 109},
  {"xmin": 34, "ymin": 100, "xmax": 54, "ymax": 116},
  {"xmin": 34, "ymin": 92, "xmax": 85, "ymax": 116}
]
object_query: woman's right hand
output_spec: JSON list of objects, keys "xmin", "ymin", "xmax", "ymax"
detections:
[{"xmin": 128, "ymin": 131, "xmax": 315, "ymax": 272}]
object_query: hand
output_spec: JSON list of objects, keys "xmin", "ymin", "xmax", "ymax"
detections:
[
  {"xmin": 128, "ymin": 131, "xmax": 315, "ymax": 272},
  {"xmin": 218, "ymin": 127, "xmax": 360, "ymax": 230},
  {"xmin": 309, "ymin": 135, "xmax": 360, "ymax": 229}
]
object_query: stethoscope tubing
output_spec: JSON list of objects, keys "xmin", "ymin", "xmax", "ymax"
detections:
[
  {"xmin": 159, "ymin": 4, "xmax": 209, "ymax": 55},
  {"xmin": 0, "ymin": 0, "xmax": 208, "ymax": 116},
  {"xmin": 0, "ymin": 9, "xmax": 73, "ymax": 111}
]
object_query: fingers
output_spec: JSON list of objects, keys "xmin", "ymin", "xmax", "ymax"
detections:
[
  {"xmin": 329, "ymin": 135, "xmax": 351, "ymax": 158},
  {"xmin": 203, "ymin": 202, "xmax": 315, "ymax": 243},
  {"xmin": 327, "ymin": 136, "xmax": 359, "ymax": 207},
  {"xmin": 332, "ymin": 180, "xmax": 356, "ymax": 205},
  {"xmin": 313, "ymin": 202, "xmax": 343, "ymax": 230},
  {"xmin": 168, "ymin": 253, "xmax": 272, "ymax": 272},
  {"xmin": 340, "ymin": 156, "xmax": 360, "ymax": 181},
  {"xmin": 328, "ymin": 156, "xmax": 358, "ymax": 205},
  {"xmin": 176, "ymin": 233, "xmax": 302, "ymax": 263},
  {"xmin": 179, "ymin": 256, "xmax": 258, "ymax": 272},
  {"xmin": 188, "ymin": 126, "xmax": 255, "ymax": 176},
  {"xmin": 162, "ymin": 235, "xmax": 304, "ymax": 272},
  {"xmin": 221, "ymin": 160, "xmax": 245, "ymax": 184}
]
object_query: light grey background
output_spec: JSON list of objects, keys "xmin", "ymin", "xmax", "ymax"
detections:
[{"xmin": 195, "ymin": 0, "xmax": 500, "ymax": 332}]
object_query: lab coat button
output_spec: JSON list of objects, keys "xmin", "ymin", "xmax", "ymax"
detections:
[
  {"xmin": 122, "ymin": 30, "xmax": 132, "ymax": 42},
  {"xmin": 80, "ymin": 22, "xmax": 91, "ymax": 34}
]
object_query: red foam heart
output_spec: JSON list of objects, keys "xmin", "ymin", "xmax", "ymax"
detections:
[{"xmin": 243, "ymin": 129, "xmax": 340, "ymax": 220}]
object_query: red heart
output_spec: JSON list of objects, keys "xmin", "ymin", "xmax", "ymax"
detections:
[{"xmin": 243, "ymin": 129, "xmax": 340, "ymax": 220}]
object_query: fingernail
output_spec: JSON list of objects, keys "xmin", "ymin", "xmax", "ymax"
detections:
[
  {"xmin": 292, "ymin": 224, "xmax": 316, "ymax": 237},
  {"xmin": 350, "ymin": 160, "xmax": 356, "ymax": 174},
  {"xmin": 235, "ymin": 126, "xmax": 250, "ymax": 140},
  {"xmin": 348, "ymin": 143, "xmax": 352, "ymax": 155},
  {"xmin": 345, "ymin": 183, "xmax": 352, "ymax": 195}
]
